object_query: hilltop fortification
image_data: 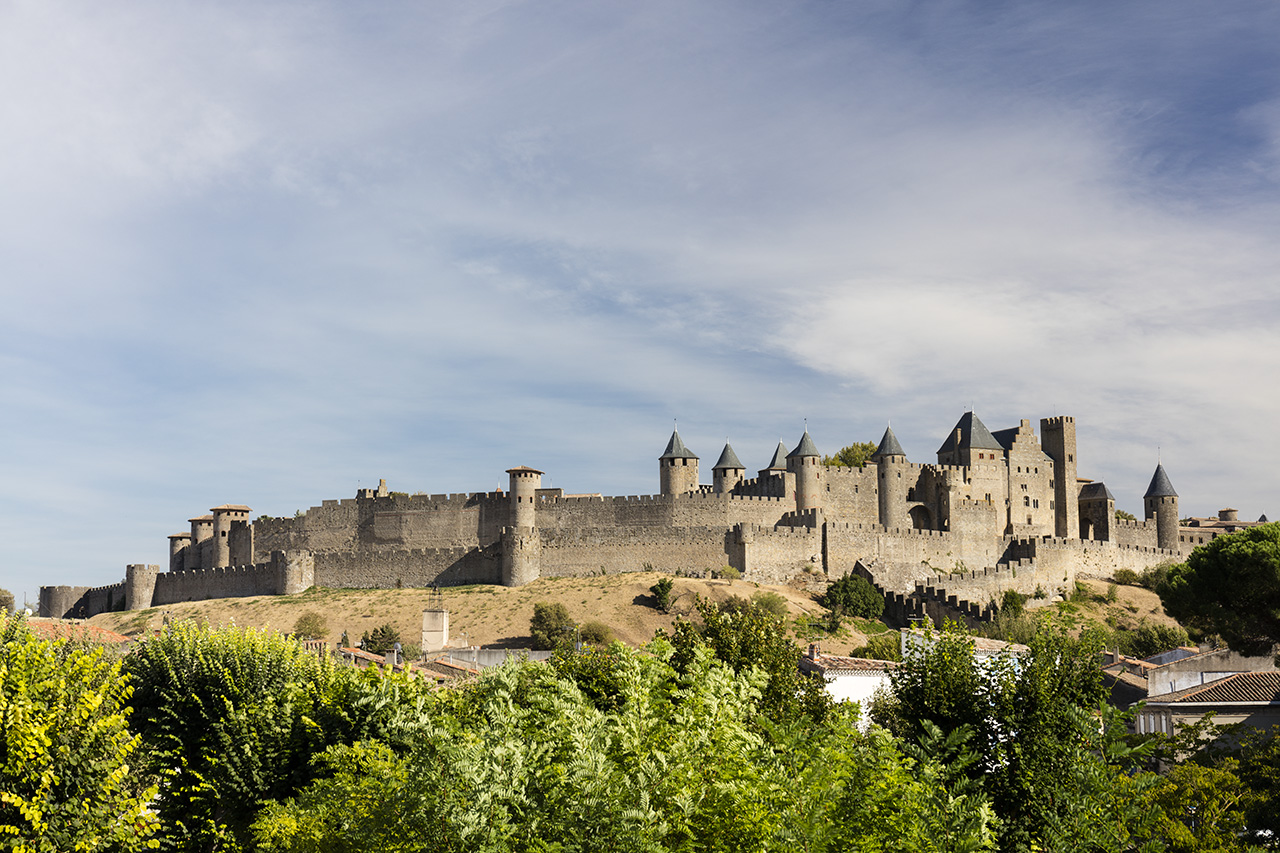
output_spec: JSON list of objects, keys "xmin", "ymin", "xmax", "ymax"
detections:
[{"xmin": 43, "ymin": 411, "xmax": 1218, "ymax": 625}]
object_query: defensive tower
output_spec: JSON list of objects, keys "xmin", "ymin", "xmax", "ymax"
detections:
[
  {"xmin": 1144, "ymin": 463, "xmax": 1179, "ymax": 551},
  {"xmin": 871, "ymin": 424, "xmax": 910, "ymax": 529},
  {"xmin": 659, "ymin": 429, "xmax": 700, "ymax": 495},
  {"xmin": 712, "ymin": 443, "xmax": 745, "ymax": 493},
  {"xmin": 1040, "ymin": 416, "xmax": 1079, "ymax": 539},
  {"xmin": 787, "ymin": 429, "xmax": 822, "ymax": 512},
  {"xmin": 503, "ymin": 465, "xmax": 544, "ymax": 587}
]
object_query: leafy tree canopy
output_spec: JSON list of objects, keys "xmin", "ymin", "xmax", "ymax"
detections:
[
  {"xmin": 530, "ymin": 601, "xmax": 575, "ymax": 650},
  {"xmin": 0, "ymin": 588, "xmax": 13, "ymax": 613},
  {"xmin": 822, "ymin": 441, "xmax": 877, "ymax": 468},
  {"xmin": 292, "ymin": 610, "xmax": 328, "ymax": 640},
  {"xmin": 361, "ymin": 622, "xmax": 401, "ymax": 654},
  {"xmin": 0, "ymin": 614, "xmax": 158, "ymax": 851},
  {"xmin": 819, "ymin": 574, "xmax": 885, "ymax": 619},
  {"xmin": 1158, "ymin": 522, "xmax": 1280, "ymax": 656}
]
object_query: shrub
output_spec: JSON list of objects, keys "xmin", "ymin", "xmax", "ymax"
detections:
[
  {"xmin": 578, "ymin": 620, "xmax": 615, "ymax": 645},
  {"xmin": 820, "ymin": 574, "xmax": 885, "ymax": 620},
  {"xmin": 1120, "ymin": 622, "xmax": 1191, "ymax": 659},
  {"xmin": 1001, "ymin": 590, "xmax": 1029, "ymax": 616},
  {"xmin": 750, "ymin": 590, "xmax": 790, "ymax": 620},
  {"xmin": 293, "ymin": 611, "xmax": 328, "ymax": 640},
  {"xmin": 1105, "ymin": 583, "xmax": 1119, "ymax": 604},
  {"xmin": 849, "ymin": 631, "xmax": 902, "ymax": 662},
  {"xmin": 531, "ymin": 602, "xmax": 575, "ymax": 650},
  {"xmin": 1113, "ymin": 568, "xmax": 1140, "ymax": 586},
  {"xmin": 719, "ymin": 566, "xmax": 742, "ymax": 583},
  {"xmin": 649, "ymin": 577, "xmax": 674, "ymax": 613},
  {"xmin": 1070, "ymin": 581, "xmax": 1092, "ymax": 603}
]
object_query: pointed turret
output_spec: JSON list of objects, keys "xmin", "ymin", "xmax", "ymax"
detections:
[
  {"xmin": 787, "ymin": 429, "xmax": 822, "ymax": 512},
  {"xmin": 764, "ymin": 441, "xmax": 788, "ymax": 471},
  {"xmin": 873, "ymin": 425, "xmax": 910, "ymax": 529},
  {"xmin": 1144, "ymin": 464, "xmax": 1178, "ymax": 498},
  {"xmin": 712, "ymin": 442, "xmax": 745, "ymax": 494},
  {"xmin": 1143, "ymin": 463, "xmax": 1179, "ymax": 551},
  {"xmin": 659, "ymin": 428, "xmax": 699, "ymax": 495},
  {"xmin": 870, "ymin": 425, "xmax": 906, "ymax": 460}
]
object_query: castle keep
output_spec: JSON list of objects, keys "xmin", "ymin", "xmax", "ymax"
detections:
[{"xmin": 42, "ymin": 412, "xmax": 1199, "ymax": 623}]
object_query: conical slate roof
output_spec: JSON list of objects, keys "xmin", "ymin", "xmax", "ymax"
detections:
[
  {"xmin": 765, "ymin": 441, "xmax": 789, "ymax": 470},
  {"xmin": 659, "ymin": 429, "xmax": 698, "ymax": 460},
  {"xmin": 712, "ymin": 443, "xmax": 744, "ymax": 470},
  {"xmin": 1260, "ymin": 514, "xmax": 1269, "ymax": 523},
  {"xmin": 871, "ymin": 425, "xmax": 906, "ymax": 460},
  {"xmin": 1144, "ymin": 463, "xmax": 1178, "ymax": 498},
  {"xmin": 787, "ymin": 430, "xmax": 820, "ymax": 459},
  {"xmin": 937, "ymin": 411, "xmax": 1004, "ymax": 455}
]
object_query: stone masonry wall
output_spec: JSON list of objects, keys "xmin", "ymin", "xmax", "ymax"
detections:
[
  {"xmin": 153, "ymin": 563, "xmax": 281, "ymax": 605},
  {"xmin": 539, "ymin": 526, "xmax": 730, "ymax": 578},
  {"xmin": 1113, "ymin": 518, "xmax": 1160, "ymax": 549},
  {"xmin": 314, "ymin": 545, "xmax": 501, "ymax": 588}
]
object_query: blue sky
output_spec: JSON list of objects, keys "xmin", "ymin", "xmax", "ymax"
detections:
[{"xmin": 3, "ymin": 1, "xmax": 1278, "ymax": 608}]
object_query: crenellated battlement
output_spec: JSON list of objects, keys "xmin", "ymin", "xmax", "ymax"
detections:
[{"xmin": 45, "ymin": 410, "xmax": 1189, "ymax": 609}]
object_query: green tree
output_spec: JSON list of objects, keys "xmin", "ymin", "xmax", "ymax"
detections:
[
  {"xmin": 0, "ymin": 614, "xmax": 158, "ymax": 851},
  {"xmin": 292, "ymin": 610, "xmax": 328, "ymax": 640},
  {"xmin": 530, "ymin": 601, "xmax": 575, "ymax": 650},
  {"xmin": 578, "ymin": 620, "xmax": 614, "ymax": 645},
  {"xmin": 124, "ymin": 622, "xmax": 432, "ymax": 851},
  {"xmin": 0, "ymin": 588, "xmax": 13, "ymax": 613},
  {"xmin": 876, "ymin": 621, "xmax": 1132, "ymax": 852},
  {"xmin": 819, "ymin": 574, "xmax": 885, "ymax": 619},
  {"xmin": 253, "ymin": 644, "xmax": 997, "ymax": 853},
  {"xmin": 1115, "ymin": 509, "xmax": 1137, "ymax": 522},
  {"xmin": 1158, "ymin": 522, "xmax": 1280, "ymax": 655},
  {"xmin": 669, "ymin": 595, "xmax": 831, "ymax": 723},
  {"xmin": 822, "ymin": 441, "xmax": 878, "ymax": 468},
  {"xmin": 649, "ymin": 576, "xmax": 675, "ymax": 613},
  {"xmin": 1120, "ymin": 621, "xmax": 1190, "ymax": 659},
  {"xmin": 361, "ymin": 622, "xmax": 401, "ymax": 654}
]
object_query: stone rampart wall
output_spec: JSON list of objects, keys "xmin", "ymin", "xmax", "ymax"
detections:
[
  {"xmin": 539, "ymin": 526, "xmax": 730, "ymax": 578},
  {"xmin": 314, "ymin": 545, "xmax": 502, "ymax": 589},
  {"xmin": 153, "ymin": 563, "xmax": 281, "ymax": 605},
  {"xmin": 731, "ymin": 524, "xmax": 823, "ymax": 584},
  {"xmin": 1021, "ymin": 535, "xmax": 1177, "ymax": 579},
  {"xmin": 38, "ymin": 582, "xmax": 127, "ymax": 619},
  {"xmin": 1113, "ymin": 518, "xmax": 1160, "ymax": 549},
  {"xmin": 823, "ymin": 465, "xmax": 879, "ymax": 521}
]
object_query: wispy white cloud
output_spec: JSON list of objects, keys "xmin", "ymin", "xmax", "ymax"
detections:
[{"xmin": 3, "ymin": 1, "xmax": 1279, "ymax": 605}]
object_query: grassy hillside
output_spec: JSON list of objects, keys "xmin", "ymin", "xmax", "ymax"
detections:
[{"xmin": 86, "ymin": 573, "xmax": 884, "ymax": 654}]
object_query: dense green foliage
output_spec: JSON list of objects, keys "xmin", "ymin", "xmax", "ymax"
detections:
[
  {"xmin": 0, "ymin": 589, "xmax": 12, "ymax": 614},
  {"xmin": 875, "ymin": 622, "xmax": 1165, "ymax": 853},
  {"xmin": 1120, "ymin": 621, "xmax": 1191, "ymax": 659},
  {"xmin": 822, "ymin": 441, "xmax": 877, "ymax": 468},
  {"xmin": 123, "ymin": 623, "xmax": 433, "ymax": 851},
  {"xmin": 252, "ymin": 642, "xmax": 995, "ymax": 853},
  {"xmin": 9, "ymin": 598, "xmax": 1280, "ymax": 850},
  {"xmin": 530, "ymin": 601, "xmax": 575, "ymax": 650},
  {"xmin": 0, "ymin": 614, "xmax": 157, "ymax": 851},
  {"xmin": 1158, "ymin": 523, "xmax": 1280, "ymax": 655},
  {"xmin": 819, "ymin": 574, "xmax": 885, "ymax": 619},
  {"xmin": 669, "ymin": 596, "xmax": 831, "ymax": 723}
]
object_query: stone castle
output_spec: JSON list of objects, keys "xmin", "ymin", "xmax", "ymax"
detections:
[{"xmin": 41, "ymin": 411, "xmax": 1206, "ymax": 624}]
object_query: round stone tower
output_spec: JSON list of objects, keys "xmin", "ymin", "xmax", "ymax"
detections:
[
  {"xmin": 1143, "ymin": 463, "xmax": 1179, "ymax": 552},
  {"xmin": 125, "ymin": 564, "xmax": 159, "ymax": 611},
  {"xmin": 871, "ymin": 425, "xmax": 910, "ymax": 530},
  {"xmin": 507, "ymin": 466, "xmax": 543, "ymax": 528},
  {"xmin": 187, "ymin": 515, "xmax": 213, "ymax": 569},
  {"xmin": 503, "ymin": 466, "xmax": 544, "ymax": 587},
  {"xmin": 712, "ymin": 442, "xmax": 745, "ymax": 494},
  {"xmin": 787, "ymin": 429, "xmax": 822, "ymax": 512},
  {"xmin": 659, "ymin": 429, "xmax": 700, "ymax": 495}
]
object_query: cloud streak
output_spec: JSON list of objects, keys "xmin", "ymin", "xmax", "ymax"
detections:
[{"xmin": 3, "ymin": 1, "xmax": 1278, "ymax": 606}]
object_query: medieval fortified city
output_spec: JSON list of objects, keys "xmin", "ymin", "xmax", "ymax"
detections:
[{"xmin": 39, "ymin": 410, "xmax": 1264, "ymax": 624}]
